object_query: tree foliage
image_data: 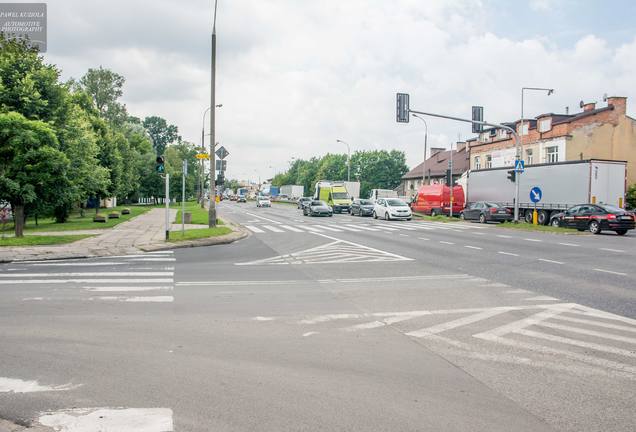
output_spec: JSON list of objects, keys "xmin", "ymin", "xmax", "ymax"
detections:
[{"xmin": 142, "ymin": 115, "xmax": 180, "ymax": 156}]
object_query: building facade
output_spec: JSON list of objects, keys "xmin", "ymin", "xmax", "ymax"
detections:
[{"xmin": 467, "ymin": 96, "xmax": 636, "ymax": 186}]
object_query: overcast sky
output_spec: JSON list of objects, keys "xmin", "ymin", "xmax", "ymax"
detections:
[{"xmin": 38, "ymin": 0, "xmax": 636, "ymax": 182}]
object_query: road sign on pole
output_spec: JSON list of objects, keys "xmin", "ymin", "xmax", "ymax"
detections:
[
  {"xmin": 396, "ymin": 93, "xmax": 410, "ymax": 123},
  {"xmin": 530, "ymin": 186, "xmax": 542, "ymax": 203},
  {"xmin": 215, "ymin": 160, "xmax": 227, "ymax": 171},
  {"xmin": 195, "ymin": 153, "xmax": 209, "ymax": 160},
  {"xmin": 471, "ymin": 106, "xmax": 483, "ymax": 133},
  {"xmin": 215, "ymin": 146, "xmax": 229, "ymax": 160},
  {"xmin": 515, "ymin": 159, "xmax": 525, "ymax": 172}
]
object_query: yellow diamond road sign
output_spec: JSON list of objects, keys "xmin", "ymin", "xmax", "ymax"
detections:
[{"xmin": 196, "ymin": 153, "xmax": 209, "ymax": 160}]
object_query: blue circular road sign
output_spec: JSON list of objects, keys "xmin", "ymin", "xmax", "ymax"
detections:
[{"xmin": 530, "ymin": 186, "xmax": 542, "ymax": 203}]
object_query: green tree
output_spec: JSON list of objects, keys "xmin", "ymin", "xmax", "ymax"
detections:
[
  {"xmin": 164, "ymin": 141, "xmax": 201, "ymax": 201},
  {"xmin": 626, "ymin": 184, "xmax": 636, "ymax": 210},
  {"xmin": 78, "ymin": 66, "xmax": 127, "ymax": 125},
  {"xmin": 0, "ymin": 112, "xmax": 71, "ymax": 236},
  {"xmin": 143, "ymin": 116, "xmax": 180, "ymax": 156}
]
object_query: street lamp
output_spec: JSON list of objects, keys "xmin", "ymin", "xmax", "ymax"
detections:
[
  {"xmin": 336, "ymin": 139, "xmax": 351, "ymax": 182},
  {"xmin": 208, "ymin": 0, "xmax": 219, "ymax": 228},
  {"xmin": 516, "ymin": 87, "xmax": 554, "ymax": 221},
  {"xmin": 411, "ymin": 113, "xmax": 429, "ymax": 187}
]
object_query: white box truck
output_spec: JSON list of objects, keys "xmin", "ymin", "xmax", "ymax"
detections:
[
  {"xmin": 344, "ymin": 181, "xmax": 361, "ymax": 199},
  {"xmin": 280, "ymin": 185, "xmax": 304, "ymax": 199},
  {"xmin": 467, "ymin": 159, "xmax": 627, "ymax": 225}
]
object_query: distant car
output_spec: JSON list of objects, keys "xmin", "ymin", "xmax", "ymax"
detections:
[
  {"xmin": 237, "ymin": 195, "xmax": 247, "ymax": 203},
  {"xmin": 460, "ymin": 201, "xmax": 512, "ymax": 223},
  {"xmin": 373, "ymin": 198, "xmax": 412, "ymax": 221},
  {"xmin": 550, "ymin": 204, "xmax": 635, "ymax": 235},
  {"xmin": 350, "ymin": 199, "xmax": 375, "ymax": 216},
  {"xmin": 256, "ymin": 196, "xmax": 271, "ymax": 208},
  {"xmin": 297, "ymin": 197, "xmax": 312, "ymax": 209},
  {"xmin": 230, "ymin": 195, "xmax": 237, "ymax": 201},
  {"xmin": 303, "ymin": 200, "xmax": 333, "ymax": 217}
]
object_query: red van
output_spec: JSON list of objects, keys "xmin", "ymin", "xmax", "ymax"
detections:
[{"xmin": 411, "ymin": 184, "xmax": 465, "ymax": 216}]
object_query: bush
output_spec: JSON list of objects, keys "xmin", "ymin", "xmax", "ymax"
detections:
[
  {"xmin": 93, "ymin": 214, "xmax": 107, "ymax": 223},
  {"xmin": 627, "ymin": 184, "xmax": 636, "ymax": 210},
  {"xmin": 121, "ymin": 208, "xmax": 131, "ymax": 215},
  {"xmin": 108, "ymin": 211, "xmax": 120, "ymax": 219}
]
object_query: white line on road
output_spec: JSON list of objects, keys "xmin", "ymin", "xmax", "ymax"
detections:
[
  {"xmin": 84, "ymin": 286, "xmax": 173, "ymax": 292},
  {"xmin": 464, "ymin": 245, "xmax": 483, "ymax": 250},
  {"xmin": 537, "ymin": 258, "xmax": 564, "ymax": 265},
  {"xmin": 38, "ymin": 407, "xmax": 174, "ymax": 432},
  {"xmin": 524, "ymin": 238, "xmax": 542, "ymax": 242},
  {"xmin": 498, "ymin": 251, "xmax": 519, "ymax": 257},
  {"xmin": 536, "ymin": 321, "xmax": 636, "ymax": 344},
  {"xmin": 27, "ymin": 262, "xmax": 127, "ymax": 267},
  {"xmin": 516, "ymin": 328, "xmax": 636, "ymax": 358},
  {"xmin": 0, "ymin": 377, "xmax": 79, "ymax": 393},
  {"xmin": 558, "ymin": 242, "xmax": 579, "ymax": 247},
  {"xmin": 313, "ymin": 225, "xmax": 342, "ymax": 232},
  {"xmin": 0, "ymin": 279, "xmax": 173, "ymax": 284},
  {"xmin": 496, "ymin": 234, "xmax": 513, "ymax": 239},
  {"xmin": 128, "ymin": 258, "xmax": 176, "ymax": 262},
  {"xmin": 279, "ymin": 224, "xmax": 304, "ymax": 232},
  {"xmin": 244, "ymin": 211, "xmax": 283, "ymax": 224},
  {"xmin": 472, "ymin": 232, "xmax": 486, "ymax": 235},
  {"xmin": 262, "ymin": 225, "xmax": 284, "ymax": 233},
  {"xmin": 399, "ymin": 234, "xmax": 408, "ymax": 237},
  {"xmin": 593, "ymin": 268, "xmax": 627, "ymax": 276},
  {"xmin": 303, "ymin": 332, "xmax": 318, "ymax": 337},
  {"xmin": 0, "ymin": 272, "xmax": 172, "ymax": 278},
  {"xmin": 552, "ymin": 315, "xmax": 636, "ymax": 333},
  {"xmin": 418, "ymin": 237, "xmax": 430, "ymax": 241},
  {"xmin": 335, "ymin": 225, "xmax": 362, "ymax": 232},
  {"xmin": 91, "ymin": 296, "xmax": 174, "ymax": 302},
  {"xmin": 245, "ymin": 225, "xmax": 265, "ymax": 233},
  {"xmin": 406, "ymin": 309, "xmax": 507, "ymax": 338},
  {"xmin": 600, "ymin": 248, "xmax": 625, "ymax": 253},
  {"xmin": 439, "ymin": 241, "xmax": 455, "ymax": 245}
]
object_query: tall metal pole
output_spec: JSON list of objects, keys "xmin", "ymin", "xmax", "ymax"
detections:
[
  {"xmin": 182, "ymin": 159, "xmax": 187, "ymax": 236},
  {"xmin": 165, "ymin": 173, "xmax": 170, "ymax": 241},
  {"xmin": 412, "ymin": 114, "xmax": 428, "ymax": 186},
  {"xmin": 336, "ymin": 139, "xmax": 351, "ymax": 182},
  {"xmin": 208, "ymin": 0, "xmax": 218, "ymax": 228},
  {"xmin": 449, "ymin": 141, "xmax": 454, "ymax": 218}
]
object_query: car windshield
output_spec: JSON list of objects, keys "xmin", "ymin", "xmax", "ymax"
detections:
[
  {"xmin": 598, "ymin": 204, "xmax": 624, "ymax": 213},
  {"xmin": 386, "ymin": 199, "xmax": 407, "ymax": 206},
  {"xmin": 360, "ymin": 200, "xmax": 373, "ymax": 205},
  {"xmin": 332, "ymin": 192, "xmax": 349, "ymax": 200},
  {"xmin": 312, "ymin": 201, "xmax": 326, "ymax": 206}
]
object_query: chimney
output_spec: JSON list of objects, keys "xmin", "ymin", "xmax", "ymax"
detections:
[
  {"xmin": 582, "ymin": 102, "xmax": 596, "ymax": 112},
  {"xmin": 430, "ymin": 147, "xmax": 445, "ymax": 157},
  {"xmin": 607, "ymin": 96, "xmax": 627, "ymax": 115}
]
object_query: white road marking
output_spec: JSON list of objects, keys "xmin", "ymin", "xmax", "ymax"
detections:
[
  {"xmin": 336, "ymin": 225, "xmax": 363, "ymax": 232},
  {"xmin": 536, "ymin": 321, "xmax": 636, "ymax": 345},
  {"xmin": 279, "ymin": 224, "xmax": 304, "ymax": 232},
  {"xmin": 0, "ymin": 272, "xmax": 172, "ymax": 278},
  {"xmin": 406, "ymin": 309, "xmax": 508, "ymax": 338},
  {"xmin": 303, "ymin": 332, "xmax": 319, "ymax": 337},
  {"xmin": 245, "ymin": 225, "xmax": 265, "ymax": 233},
  {"xmin": 146, "ymin": 251, "xmax": 173, "ymax": 255},
  {"xmin": 524, "ymin": 238, "xmax": 542, "ymax": 242},
  {"xmin": 524, "ymin": 295, "xmax": 559, "ymax": 301},
  {"xmin": 418, "ymin": 237, "xmax": 430, "ymax": 241},
  {"xmin": 399, "ymin": 234, "xmax": 408, "ymax": 237},
  {"xmin": 496, "ymin": 234, "xmax": 512, "ymax": 239},
  {"xmin": 244, "ymin": 211, "xmax": 283, "ymax": 224},
  {"xmin": 28, "ymin": 262, "xmax": 127, "ymax": 267},
  {"xmin": 558, "ymin": 242, "xmax": 579, "ymax": 247},
  {"xmin": 91, "ymin": 296, "xmax": 174, "ymax": 302},
  {"xmin": 593, "ymin": 268, "xmax": 627, "ymax": 276},
  {"xmin": 472, "ymin": 232, "xmax": 486, "ymax": 235},
  {"xmin": 315, "ymin": 225, "xmax": 343, "ymax": 232},
  {"xmin": 0, "ymin": 377, "xmax": 79, "ymax": 393},
  {"xmin": 0, "ymin": 279, "xmax": 174, "ymax": 284},
  {"xmin": 299, "ymin": 225, "xmax": 322, "ymax": 232},
  {"xmin": 372, "ymin": 225, "xmax": 399, "ymax": 231},
  {"xmin": 516, "ymin": 328, "xmax": 636, "ymax": 358},
  {"xmin": 84, "ymin": 286, "xmax": 173, "ymax": 292},
  {"xmin": 128, "ymin": 258, "xmax": 176, "ymax": 262},
  {"xmin": 38, "ymin": 407, "xmax": 174, "ymax": 432},
  {"xmin": 552, "ymin": 315, "xmax": 636, "ymax": 333},
  {"xmin": 262, "ymin": 225, "xmax": 284, "ymax": 233},
  {"xmin": 439, "ymin": 241, "xmax": 455, "ymax": 245},
  {"xmin": 464, "ymin": 245, "xmax": 482, "ymax": 250},
  {"xmin": 537, "ymin": 258, "xmax": 564, "ymax": 265},
  {"xmin": 253, "ymin": 316, "xmax": 275, "ymax": 321},
  {"xmin": 348, "ymin": 225, "xmax": 380, "ymax": 232},
  {"xmin": 498, "ymin": 251, "xmax": 519, "ymax": 257},
  {"xmin": 600, "ymin": 248, "xmax": 625, "ymax": 253}
]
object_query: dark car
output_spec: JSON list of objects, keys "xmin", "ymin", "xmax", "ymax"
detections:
[
  {"xmin": 303, "ymin": 200, "xmax": 333, "ymax": 217},
  {"xmin": 460, "ymin": 201, "xmax": 512, "ymax": 223},
  {"xmin": 550, "ymin": 204, "xmax": 635, "ymax": 235},
  {"xmin": 350, "ymin": 199, "xmax": 375, "ymax": 216},
  {"xmin": 297, "ymin": 197, "xmax": 312, "ymax": 209}
]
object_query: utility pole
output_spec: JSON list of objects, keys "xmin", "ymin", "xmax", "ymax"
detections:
[
  {"xmin": 208, "ymin": 0, "xmax": 218, "ymax": 227},
  {"xmin": 336, "ymin": 139, "xmax": 351, "ymax": 182},
  {"xmin": 165, "ymin": 173, "xmax": 170, "ymax": 241},
  {"xmin": 182, "ymin": 159, "xmax": 187, "ymax": 236},
  {"xmin": 412, "ymin": 113, "xmax": 428, "ymax": 187}
]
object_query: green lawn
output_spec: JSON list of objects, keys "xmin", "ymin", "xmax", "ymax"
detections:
[
  {"xmin": 1, "ymin": 205, "xmax": 153, "ymax": 234},
  {"xmin": 497, "ymin": 221, "xmax": 583, "ymax": 234},
  {"xmin": 168, "ymin": 226, "xmax": 232, "ymax": 242},
  {"xmin": 0, "ymin": 234, "xmax": 94, "ymax": 247},
  {"xmin": 412, "ymin": 212, "xmax": 460, "ymax": 223},
  {"xmin": 174, "ymin": 201, "xmax": 223, "ymax": 225}
]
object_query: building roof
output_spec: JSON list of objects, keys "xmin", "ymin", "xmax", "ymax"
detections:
[{"xmin": 402, "ymin": 146, "xmax": 469, "ymax": 179}]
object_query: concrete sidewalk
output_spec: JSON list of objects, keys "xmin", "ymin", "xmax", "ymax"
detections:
[{"xmin": 0, "ymin": 208, "xmax": 178, "ymax": 263}]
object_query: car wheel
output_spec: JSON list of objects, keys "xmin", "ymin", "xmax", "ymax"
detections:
[
  {"xmin": 524, "ymin": 210, "xmax": 533, "ymax": 223},
  {"xmin": 615, "ymin": 229, "xmax": 627, "ymax": 236},
  {"xmin": 479, "ymin": 213, "xmax": 486, "ymax": 224},
  {"xmin": 384, "ymin": 212, "xmax": 390, "ymax": 221},
  {"xmin": 537, "ymin": 210, "xmax": 549, "ymax": 225},
  {"xmin": 373, "ymin": 211, "xmax": 377, "ymax": 219},
  {"xmin": 550, "ymin": 218, "xmax": 560, "ymax": 227},
  {"xmin": 430, "ymin": 209, "xmax": 437, "ymax": 217},
  {"xmin": 459, "ymin": 213, "xmax": 465, "ymax": 220},
  {"xmin": 589, "ymin": 220, "xmax": 601, "ymax": 234},
  {"xmin": 329, "ymin": 213, "xmax": 333, "ymax": 217}
]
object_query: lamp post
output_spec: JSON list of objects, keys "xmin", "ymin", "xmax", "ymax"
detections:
[
  {"xmin": 208, "ymin": 0, "xmax": 219, "ymax": 228},
  {"xmin": 336, "ymin": 139, "xmax": 351, "ymax": 182},
  {"xmin": 517, "ymin": 87, "xmax": 554, "ymax": 221},
  {"xmin": 411, "ymin": 113, "xmax": 429, "ymax": 187},
  {"xmin": 201, "ymin": 104, "xmax": 222, "ymax": 209}
]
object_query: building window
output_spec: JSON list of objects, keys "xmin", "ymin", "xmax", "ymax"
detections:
[
  {"xmin": 499, "ymin": 129, "xmax": 508, "ymax": 138},
  {"xmin": 538, "ymin": 118, "xmax": 552, "ymax": 133},
  {"xmin": 520, "ymin": 123, "xmax": 529, "ymax": 136},
  {"xmin": 546, "ymin": 146, "xmax": 558, "ymax": 163},
  {"xmin": 480, "ymin": 133, "xmax": 489, "ymax": 143},
  {"xmin": 474, "ymin": 156, "xmax": 481, "ymax": 170},
  {"xmin": 526, "ymin": 149, "xmax": 534, "ymax": 165},
  {"xmin": 485, "ymin": 155, "xmax": 492, "ymax": 168}
]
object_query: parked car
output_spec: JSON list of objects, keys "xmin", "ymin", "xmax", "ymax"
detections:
[
  {"xmin": 411, "ymin": 184, "xmax": 464, "ymax": 216},
  {"xmin": 256, "ymin": 196, "xmax": 271, "ymax": 207},
  {"xmin": 350, "ymin": 199, "xmax": 375, "ymax": 216},
  {"xmin": 460, "ymin": 201, "xmax": 512, "ymax": 223},
  {"xmin": 549, "ymin": 204, "xmax": 635, "ymax": 235},
  {"xmin": 237, "ymin": 195, "xmax": 247, "ymax": 203},
  {"xmin": 297, "ymin": 197, "xmax": 312, "ymax": 209},
  {"xmin": 303, "ymin": 200, "xmax": 333, "ymax": 217},
  {"xmin": 373, "ymin": 198, "xmax": 412, "ymax": 221}
]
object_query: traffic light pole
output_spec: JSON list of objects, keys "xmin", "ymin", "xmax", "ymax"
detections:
[
  {"xmin": 208, "ymin": 1, "xmax": 218, "ymax": 228},
  {"xmin": 165, "ymin": 173, "xmax": 170, "ymax": 241},
  {"xmin": 407, "ymin": 109, "xmax": 521, "ymax": 221}
]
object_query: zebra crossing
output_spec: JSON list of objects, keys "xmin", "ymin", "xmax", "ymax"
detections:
[
  {"xmin": 6, "ymin": 251, "xmax": 176, "ymax": 303},
  {"xmin": 243, "ymin": 220, "xmax": 488, "ymax": 235}
]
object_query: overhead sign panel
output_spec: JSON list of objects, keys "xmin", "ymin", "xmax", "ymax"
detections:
[{"xmin": 396, "ymin": 93, "xmax": 410, "ymax": 123}]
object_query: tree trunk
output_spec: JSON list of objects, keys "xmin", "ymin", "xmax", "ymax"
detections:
[{"xmin": 13, "ymin": 204, "xmax": 25, "ymax": 238}]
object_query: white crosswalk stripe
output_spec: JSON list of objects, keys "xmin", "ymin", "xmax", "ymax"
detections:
[
  {"xmin": 314, "ymin": 225, "xmax": 343, "ymax": 232},
  {"xmin": 262, "ymin": 225, "xmax": 284, "ymax": 232},
  {"xmin": 246, "ymin": 225, "xmax": 265, "ymax": 233},
  {"xmin": 279, "ymin": 224, "xmax": 304, "ymax": 232}
]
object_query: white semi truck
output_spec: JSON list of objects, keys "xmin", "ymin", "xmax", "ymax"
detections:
[
  {"xmin": 466, "ymin": 159, "xmax": 627, "ymax": 225},
  {"xmin": 280, "ymin": 185, "xmax": 305, "ymax": 199}
]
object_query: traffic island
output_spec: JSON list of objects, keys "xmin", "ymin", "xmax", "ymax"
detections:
[{"xmin": 141, "ymin": 224, "xmax": 248, "ymax": 252}]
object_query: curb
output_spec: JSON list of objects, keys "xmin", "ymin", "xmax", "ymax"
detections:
[
  {"xmin": 0, "ymin": 419, "xmax": 52, "ymax": 432},
  {"xmin": 140, "ymin": 226, "xmax": 249, "ymax": 252}
]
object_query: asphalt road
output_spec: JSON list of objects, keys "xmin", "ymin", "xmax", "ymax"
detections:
[{"xmin": 1, "ymin": 200, "xmax": 634, "ymax": 431}]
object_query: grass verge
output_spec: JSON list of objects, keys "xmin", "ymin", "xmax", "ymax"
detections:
[
  {"xmin": 412, "ymin": 212, "xmax": 460, "ymax": 223},
  {"xmin": 2, "ymin": 205, "xmax": 153, "ymax": 234},
  {"xmin": 168, "ymin": 226, "xmax": 232, "ymax": 242},
  {"xmin": 497, "ymin": 221, "xmax": 582, "ymax": 234},
  {"xmin": 174, "ymin": 201, "xmax": 224, "ymax": 225},
  {"xmin": 0, "ymin": 234, "xmax": 94, "ymax": 247}
]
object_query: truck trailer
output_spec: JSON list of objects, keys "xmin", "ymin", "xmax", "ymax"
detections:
[
  {"xmin": 280, "ymin": 185, "xmax": 305, "ymax": 199},
  {"xmin": 466, "ymin": 159, "xmax": 627, "ymax": 225}
]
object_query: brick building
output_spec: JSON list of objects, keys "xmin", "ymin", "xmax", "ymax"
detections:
[
  {"xmin": 467, "ymin": 96, "xmax": 636, "ymax": 185},
  {"xmin": 399, "ymin": 143, "xmax": 469, "ymax": 198}
]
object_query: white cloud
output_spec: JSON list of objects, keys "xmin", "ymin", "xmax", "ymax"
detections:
[{"xmin": 40, "ymin": 0, "xmax": 636, "ymax": 182}]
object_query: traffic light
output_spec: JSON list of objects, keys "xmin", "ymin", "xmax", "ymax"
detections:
[
  {"xmin": 155, "ymin": 156, "xmax": 165, "ymax": 173},
  {"xmin": 507, "ymin": 170, "xmax": 516, "ymax": 182},
  {"xmin": 445, "ymin": 169, "xmax": 452, "ymax": 186}
]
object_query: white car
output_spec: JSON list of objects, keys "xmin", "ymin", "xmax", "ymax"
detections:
[
  {"xmin": 373, "ymin": 198, "xmax": 412, "ymax": 220},
  {"xmin": 256, "ymin": 196, "xmax": 271, "ymax": 207}
]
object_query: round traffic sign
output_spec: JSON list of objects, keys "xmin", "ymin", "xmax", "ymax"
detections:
[{"xmin": 530, "ymin": 186, "xmax": 542, "ymax": 203}]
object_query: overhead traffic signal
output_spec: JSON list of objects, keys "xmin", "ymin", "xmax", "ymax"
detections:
[
  {"xmin": 507, "ymin": 170, "xmax": 516, "ymax": 182},
  {"xmin": 155, "ymin": 156, "xmax": 165, "ymax": 173}
]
